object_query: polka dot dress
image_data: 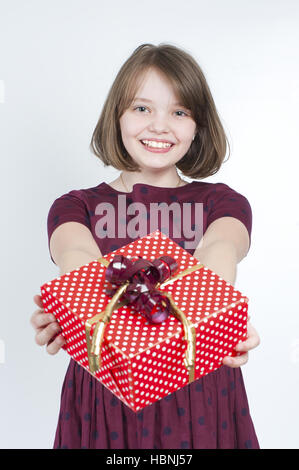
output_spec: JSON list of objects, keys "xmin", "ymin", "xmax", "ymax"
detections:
[{"xmin": 47, "ymin": 180, "xmax": 259, "ymax": 449}]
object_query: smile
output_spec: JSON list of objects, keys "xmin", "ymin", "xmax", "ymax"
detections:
[{"xmin": 140, "ymin": 140, "xmax": 175, "ymax": 153}]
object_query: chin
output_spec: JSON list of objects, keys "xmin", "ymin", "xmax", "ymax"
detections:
[
  {"xmin": 131, "ymin": 153, "xmax": 182, "ymax": 170},
  {"xmin": 136, "ymin": 160, "xmax": 177, "ymax": 172}
]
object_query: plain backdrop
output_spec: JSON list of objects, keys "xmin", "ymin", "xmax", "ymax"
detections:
[{"xmin": 0, "ymin": 0, "xmax": 298, "ymax": 449}]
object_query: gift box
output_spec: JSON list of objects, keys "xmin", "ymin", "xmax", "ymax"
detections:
[{"xmin": 40, "ymin": 229, "xmax": 248, "ymax": 412}]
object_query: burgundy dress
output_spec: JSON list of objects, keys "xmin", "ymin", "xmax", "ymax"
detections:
[{"xmin": 47, "ymin": 180, "xmax": 259, "ymax": 449}]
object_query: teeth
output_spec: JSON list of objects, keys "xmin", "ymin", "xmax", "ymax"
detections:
[{"xmin": 141, "ymin": 140, "xmax": 172, "ymax": 149}]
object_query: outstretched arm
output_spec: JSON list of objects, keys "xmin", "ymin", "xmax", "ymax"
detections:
[
  {"xmin": 31, "ymin": 222, "xmax": 103, "ymax": 355},
  {"xmin": 193, "ymin": 216, "xmax": 260, "ymax": 368}
]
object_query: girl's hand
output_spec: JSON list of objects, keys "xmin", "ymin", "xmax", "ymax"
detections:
[
  {"xmin": 222, "ymin": 320, "xmax": 260, "ymax": 368},
  {"xmin": 30, "ymin": 294, "xmax": 66, "ymax": 355}
]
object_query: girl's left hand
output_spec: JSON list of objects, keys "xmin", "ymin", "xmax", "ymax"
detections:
[{"xmin": 222, "ymin": 321, "xmax": 260, "ymax": 368}]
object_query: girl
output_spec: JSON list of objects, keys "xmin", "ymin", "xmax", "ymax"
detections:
[{"xmin": 31, "ymin": 43, "xmax": 260, "ymax": 449}]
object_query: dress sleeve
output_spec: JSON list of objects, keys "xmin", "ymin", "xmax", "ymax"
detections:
[
  {"xmin": 206, "ymin": 183, "xmax": 253, "ymax": 248},
  {"xmin": 47, "ymin": 190, "xmax": 92, "ymax": 264}
]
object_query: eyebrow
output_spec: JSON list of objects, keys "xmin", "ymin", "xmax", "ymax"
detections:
[{"xmin": 133, "ymin": 97, "xmax": 187, "ymax": 107}]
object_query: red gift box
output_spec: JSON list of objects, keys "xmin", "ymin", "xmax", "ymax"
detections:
[{"xmin": 40, "ymin": 229, "xmax": 248, "ymax": 412}]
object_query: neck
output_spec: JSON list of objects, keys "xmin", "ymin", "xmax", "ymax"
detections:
[{"xmin": 121, "ymin": 169, "xmax": 184, "ymax": 190}]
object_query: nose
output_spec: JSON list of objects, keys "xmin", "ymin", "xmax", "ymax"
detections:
[{"xmin": 147, "ymin": 112, "xmax": 170, "ymax": 134}]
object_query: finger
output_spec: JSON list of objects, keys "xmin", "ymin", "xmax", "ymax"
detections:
[
  {"xmin": 30, "ymin": 293, "xmax": 46, "ymax": 328},
  {"xmin": 235, "ymin": 324, "xmax": 260, "ymax": 352},
  {"xmin": 33, "ymin": 294, "xmax": 44, "ymax": 309},
  {"xmin": 235, "ymin": 337, "xmax": 260, "ymax": 352},
  {"xmin": 30, "ymin": 308, "xmax": 43, "ymax": 328},
  {"xmin": 31, "ymin": 312, "xmax": 56, "ymax": 330},
  {"xmin": 46, "ymin": 334, "xmax": 66, "ymax": 355},
  {"xmin": 35, "ymin": 322, "xmax": 62, "ymax": 346},
  {"xmin": 30, "ymin": 307, "xmax": 54, "ymax": 327},
  {"xmin": 223, "ymin": 352, "xmax": 249, "ymax": 368}
]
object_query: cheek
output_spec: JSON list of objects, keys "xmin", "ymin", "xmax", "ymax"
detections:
[
  {"xmin": 120, "ymin": 115, "xmax": 144, "ymax": 137},
  {"xmin": 176, "ymin": 129, "xmax": 194, "ymax": 143},
  {"xmin": 175, "ymin": 120, "xmax": 197, "ymax": 141}
]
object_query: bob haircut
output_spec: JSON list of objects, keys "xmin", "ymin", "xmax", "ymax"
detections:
[{"xmin": 90, "ymin": 43, "xmax": 230, "ymax": 179}]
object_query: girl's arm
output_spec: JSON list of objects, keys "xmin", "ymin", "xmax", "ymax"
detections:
[
  {"xmin": 193, "ymin": 216, "xmax": 250, "ymax": 284},
  {"xmin": 193, "ymin": 216, "xmax": 260, "ymax": 367},
  {"xmin": 31, "ymin": 223, "xmax": 103, "ymax": 355},
  {"xmin": 49, "ymin": 222, "xmax": 103, "ymax": 275},
  {"xmin": 194, "ymin": 239, "xmax": 238, "ymax": 285}
]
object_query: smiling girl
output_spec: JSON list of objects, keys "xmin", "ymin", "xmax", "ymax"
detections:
[{"xmin": 31, "ymin": 43, "xmax": 260, "ymax": 449}]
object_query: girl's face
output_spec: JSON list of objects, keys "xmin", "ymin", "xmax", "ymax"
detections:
[{"xmin": 119, "ymin": 68, "xmax": 197, "ymax": 172}]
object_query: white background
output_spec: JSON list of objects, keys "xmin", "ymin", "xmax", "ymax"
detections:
[{"xmin": 0, "ymin": 0, "xmax": 298, "ymax": 449}]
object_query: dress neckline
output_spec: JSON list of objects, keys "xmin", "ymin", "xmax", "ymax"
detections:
[{"xmin": 102, "ymin": 181, "xmax": 198, "ymax": 195}]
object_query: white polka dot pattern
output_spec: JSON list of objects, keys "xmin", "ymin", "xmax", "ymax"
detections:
[{"xmin": 40, "ymin": 229, "xmax": 248, "ymax": 412}]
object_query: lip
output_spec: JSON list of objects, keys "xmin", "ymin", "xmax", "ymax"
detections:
[
  {"xmin": 140, "ymin": 138, "xmax": 175, "ymax": 144},
  {"xmin": 139, "ymin": 140, "xmax": 174, "ymax": 153}
]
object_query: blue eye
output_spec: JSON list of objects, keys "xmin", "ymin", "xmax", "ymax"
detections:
[
  {"xmin": 134, "ymin": 106, "xmax": 148, "ymax": 112},
  {"xmin": 175, "ymin": 110, "xmax": 188, "ymax": 117}
]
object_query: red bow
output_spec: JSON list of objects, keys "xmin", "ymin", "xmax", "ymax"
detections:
[{"xmin": 104, "ymin": 255, "xmax": 179, "ymax": 323}]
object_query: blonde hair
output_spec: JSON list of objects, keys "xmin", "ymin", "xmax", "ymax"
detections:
[{"xmin": 90, "ymin": 43, "xmax": 230, "ymax": 178}]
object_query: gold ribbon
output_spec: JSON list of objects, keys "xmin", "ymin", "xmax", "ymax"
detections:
[{"xmin": 85, "ymin": 257, "xmax": 204, "ymax": 384}]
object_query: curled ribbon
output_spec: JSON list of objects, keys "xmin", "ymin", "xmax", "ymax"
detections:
[
  {"xmin": 85, "ymin": 255, "xmax": 204, "ymax": 383},
  {"xmin": 104, "ymin": 254, "xmax": 179, "ymax": 323}
]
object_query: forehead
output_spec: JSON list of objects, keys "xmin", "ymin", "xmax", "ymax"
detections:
[{"xmin": 132, "ymin": 67, "xmax": 180, "ymax": 103}]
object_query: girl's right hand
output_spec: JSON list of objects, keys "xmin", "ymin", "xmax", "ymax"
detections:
[{"xmin": 30, "ymin": 294, "xmax": 66, "ymax": 355}]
